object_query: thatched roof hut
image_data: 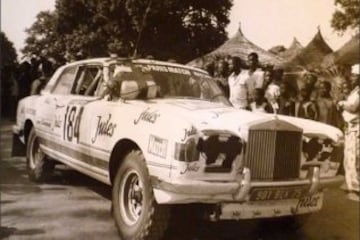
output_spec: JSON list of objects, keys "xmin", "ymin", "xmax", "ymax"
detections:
[
  {"xmin": 322, "ymin": 33, "xmax": 360, "ymax": 69},
  {"xmin": 187, "ymin": 24, "xmax": 284, "ymax": 67},
  {"xmin": 278, "ymin": 37, "xmax": 303, "ymax": 61},
  {"xmin": 280, "ymin": 28, "xmax": 333, "ymax": 71}
]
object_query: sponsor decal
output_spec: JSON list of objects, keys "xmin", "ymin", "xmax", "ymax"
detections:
[
  {"xmin": 134, "ymin": 108, "xmax": 160, "ymax": 125},
  {"xmin": 91, "ymin": 114, "xmax": 117, "ymax": 143},
  {"xmin": 181, "ymin": 126, "xmax": 197, "ymax": 141},
  {"xmin": 180, "ymin": 162, "xmax": 200, "ymax": 174},
  {"xmin": 139, "ymin": 64, "xmax": 191, "ymax": 75},
  {"xmin": 293, "ymin": 194, "xmax": 321, "ymax": 213},
  {"xmin": 148, "ymin": 135, "xmax": 168, "ymax": 158}
]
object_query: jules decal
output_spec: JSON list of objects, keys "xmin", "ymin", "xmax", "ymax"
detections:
[
  {"xmin": 180, "ymin": 162, "xmax": 200, "ymax": 174},
  {"xmin": 91, "ymin": 114, "xmax": 117, "ymax": 143},
  {"xmin": 134, "ymin": 108, "xmax": 160, "ymax": 125}
]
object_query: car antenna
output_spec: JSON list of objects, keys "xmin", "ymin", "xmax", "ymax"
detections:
[{"xmin": 132, "ymin": 0, "xmax": 153, "ymax": 59}]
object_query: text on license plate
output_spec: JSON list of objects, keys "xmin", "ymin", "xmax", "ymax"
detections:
[{"xmin": 250, "ymin": 186, "xmax": 309, "ymax": 201}]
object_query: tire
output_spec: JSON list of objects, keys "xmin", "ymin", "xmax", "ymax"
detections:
[
  {"xmin": 112, "ymin": 150, "xmax": 170, "ymax": 240},
  {"xmin": 26, "ymin": 128, "xmax": 54, "ymax": 182}
]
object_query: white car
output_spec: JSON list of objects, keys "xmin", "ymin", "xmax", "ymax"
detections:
[{"xmin": 13, "ymin": 57, "xmax": 344, "ymax": 240}]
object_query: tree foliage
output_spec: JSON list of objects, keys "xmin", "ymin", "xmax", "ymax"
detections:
[
  {"xmin": 1, "ymin": 31, "xmax": 17, "ymax": 69},
  {"xmin": 22, "ymin": 0, "xmax": 232, "ymax": 63},
  {"xmin": 331, "ymin": 0, "xmax": 360, "ymax": 34}
]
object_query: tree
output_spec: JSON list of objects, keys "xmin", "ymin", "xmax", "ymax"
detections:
[
  {"xmin": 22, "ymin": 0, "xmax": 232, "ymax": 63},
  {"xmin": 22, "ymin": 11, "xmax": 66, "ymax": 61},
  {"xmin": 331, "ymin": 0, "xmax": 360, "ymax": 34},
  {"xmin": 0, "ymin": 31, "xmax": 17, "ymax": 69}
]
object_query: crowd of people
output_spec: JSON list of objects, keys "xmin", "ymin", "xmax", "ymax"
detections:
[
  {"xmin": 205, "ymin": 52, "xmax": 359, "ymax": 202},
  {"xmin": 205, "ymin": 52, "xmax": 354, "ymax": 128},
  {"xmin": 1, "ymin": 51, "xmax": 64, "ymax": 119}
]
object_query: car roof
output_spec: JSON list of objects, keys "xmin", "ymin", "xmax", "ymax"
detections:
[{"xmin": 62, "ymin": 57, "xmax": 208, "ymax": 74}]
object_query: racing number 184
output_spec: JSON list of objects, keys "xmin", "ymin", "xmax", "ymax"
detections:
[{"xmin": 63, "ymin": 105, "xmax": 81, "ymax": 142}]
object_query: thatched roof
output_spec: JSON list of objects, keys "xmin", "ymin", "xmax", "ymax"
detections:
[
  {"xmin": 322, "ymin": 33, "xmax": 360, "ymax": 68},
  {"xmin": 281, "ymin": 28, "xmax": 333, "ymax": 70},
  {"xmin": 278, "ymin": 37, "xmax": 303, "ymax": 61},
  {"xmin": 187, "ymin": 24, "xmax": 284, "ymax": 67}
]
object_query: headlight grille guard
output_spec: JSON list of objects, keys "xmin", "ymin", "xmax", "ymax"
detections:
[
  {"xmin": 174, "ymin": 130, "xmax": 243, "ymax": 171},
  {"xmin": 301, "ymin": 134, "xmax": 343, "ymax": 171}
]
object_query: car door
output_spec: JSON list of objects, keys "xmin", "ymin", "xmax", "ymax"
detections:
[{"xmin": 51, "ymin": 63, "xmax": 107, "ymax": 179}]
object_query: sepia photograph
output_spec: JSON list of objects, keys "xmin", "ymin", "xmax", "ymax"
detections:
[{"xmin": 1, "ymin": 0, "xmax": 359, "ymax": 239}]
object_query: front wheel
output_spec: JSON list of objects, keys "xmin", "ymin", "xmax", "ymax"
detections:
[
  {"xmin": 112, "ymin": 150, "xmax": 170, "ymax": 240},
  {"xmin": 26, "ymin": 128, "xmax": 54, "ymax": 182}
]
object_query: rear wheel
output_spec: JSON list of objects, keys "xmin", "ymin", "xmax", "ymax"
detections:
[
  {"xmin": 112, "ymin": 150, "xmax": 170, "ymax": 240},
  {"xmin": 26, "ymin": 128, "xmax": 54, "ymax": 182}
]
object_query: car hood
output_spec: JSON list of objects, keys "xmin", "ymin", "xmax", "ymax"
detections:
[{"xmin": 138, "ymin": 99, "xmax": 343, "ymax": 142}]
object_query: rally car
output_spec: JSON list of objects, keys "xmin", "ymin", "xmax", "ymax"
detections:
[{"xmin": 13, "ymin": 57, "xmax": 344, "ymax": 240}]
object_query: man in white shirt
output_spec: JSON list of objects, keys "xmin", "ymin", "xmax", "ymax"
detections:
[
  {"xmin": 244, "ymin": 52, "xmax": 264, "ymax": 101},
  {"xmin": 228, "ymin": 53, "xmax": 264, "ymax": 109},
  {"xmin": 228, "ymin": 56, "xmax": 247, "ymax": 109}
]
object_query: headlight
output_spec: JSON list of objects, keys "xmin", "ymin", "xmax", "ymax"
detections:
[
  {"xmin": 301, "ymin": 137, "xmax": 343, "ymax": 177},
  {"xmin": 302, "ymin": 137, "xmax": 334, "ymax": 162},
  {"xmin": 197, "ymin": 134, "xmax": 242, "ymax": 168},
  {"xmin": 174, "ymin": 138, "xmax": 199, "ymax": 162}
]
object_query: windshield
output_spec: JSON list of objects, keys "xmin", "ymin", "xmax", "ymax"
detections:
[{"xmin": 109, "ymin": 62, "xmax": 231, "ymax": 105}]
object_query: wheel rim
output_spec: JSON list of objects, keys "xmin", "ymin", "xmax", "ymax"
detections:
[
  {"xmin": 29, "ymin": 136, "xmax": 43, "ymax": 170},
  {"xmin": 119, "ymin": 169, "xmax": 144, "ymax": 226}
]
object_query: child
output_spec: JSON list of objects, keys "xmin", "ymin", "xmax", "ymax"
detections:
[{"xmin": 250, "ymin": 88, "xmax": 272, "ymax": 113}]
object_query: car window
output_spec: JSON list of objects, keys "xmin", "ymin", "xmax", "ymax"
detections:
[
  {"xmin": 52, "ymin": 66, "xmax": 78, "ymax": 95},
  {"xmin": 74, "ymin": 66, "xmax": 102, "ymax": 96}
]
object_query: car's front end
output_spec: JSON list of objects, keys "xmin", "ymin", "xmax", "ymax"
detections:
[{"xmin": 148, "ymin": 103, "xmax": 344, "ymax": 220}]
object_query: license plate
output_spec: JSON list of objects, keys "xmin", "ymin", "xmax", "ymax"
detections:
[{"xmin": 250, "ymin": 186, "xmax": 308, "ymax": 201}]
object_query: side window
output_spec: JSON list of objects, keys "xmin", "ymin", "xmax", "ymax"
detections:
[
  {"xmin": 74, "ymin": 66, "xmax": 103, "ymax": 96},
  {"xmin": 52, "ymin": 66, "xmax": 78, "ymax": 95}
]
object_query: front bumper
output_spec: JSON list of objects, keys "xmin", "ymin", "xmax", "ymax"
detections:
[{"xmin": 152, "ymin": 167, "xmax": 344, "ymax": 203}]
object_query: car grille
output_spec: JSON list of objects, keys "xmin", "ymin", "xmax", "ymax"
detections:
[{"xmin": 244, "ymin": 121, "xmax": 302, "ymax": 180}]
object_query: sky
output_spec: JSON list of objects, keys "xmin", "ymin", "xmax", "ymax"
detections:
[{"xmin": 1, "ymin": 0, "xmax": 355, "ymax": 59}]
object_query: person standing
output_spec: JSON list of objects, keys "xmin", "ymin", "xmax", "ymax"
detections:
[
  {"xmin": 337, "ymin": 64, "xmax": 359, "ymax": 202},
  {"xmin": 295, "ymin": 85, "xmax": 318, "ymax": 120},
  {"xmin": 228, "ymin": 56, "xmax": 246, "ymax": 109},
  {"xmin": 245, "ymin": 52, "xmax": 264, "ymax": 101},
  {"xmin": 30, "ymin": 63, "xmax": 52, "ymax": 95},
  {"xmin": 276, "ymin": 82, "xmax": 295, "ymax": 116},
  {"xmin": 316, "ymin": 81, "xmax": 341, "ymax": 127},
  {"xmin": 249, "ymin": 88, "xmax": 272, "ymax": 113},
  {"xmin": 214, "ymin": 60, "xmax": 230, "ymax": 98},
  {"xmin": 17, "ymin": 61, "xmax": 32, "ymax": 99}
]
